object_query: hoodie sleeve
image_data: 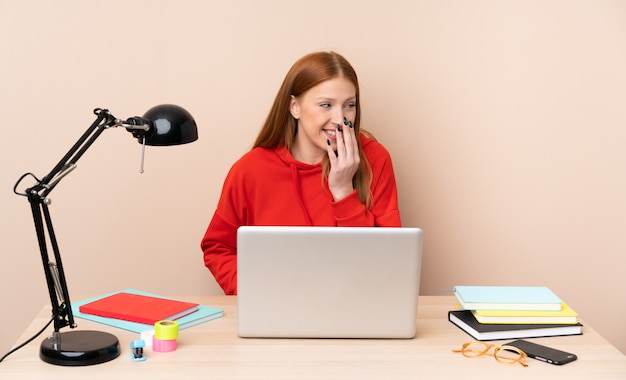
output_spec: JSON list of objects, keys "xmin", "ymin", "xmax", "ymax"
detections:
[
  {"xmin": 200, "ymin": 156, "xmax": 248, "ymax": 295},
  {"xmin": 331, "ymin": 139, "xmax": 402, "ymax": 227},
  {"xmin": 201, "ymin": 210, "xmax": 238, "ymax": 295}
]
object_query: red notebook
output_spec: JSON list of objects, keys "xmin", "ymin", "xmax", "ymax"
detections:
[{"xmin": 78, "ymin": 292, "xmax": 200, "ymax": 325}]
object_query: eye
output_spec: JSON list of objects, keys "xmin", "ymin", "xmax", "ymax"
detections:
[
  {"xmin": 345, "ymin": 102, "xmax": 356, "ymax": 109},
  {"xmin": 319, "ymin": 102, "xmax": 331, "ymax": 108}
]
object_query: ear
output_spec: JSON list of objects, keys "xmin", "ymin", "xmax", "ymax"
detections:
[{"xmin": 289, "ymin": 95, "xmax": 300, "ymax": 119}]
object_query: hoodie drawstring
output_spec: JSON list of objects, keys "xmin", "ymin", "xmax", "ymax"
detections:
[{"xmin": 290, "ymin": 163, "xmax": 313, "ymax": 225}]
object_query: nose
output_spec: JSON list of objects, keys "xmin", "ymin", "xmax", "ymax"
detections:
[{"xmin": 332, "ymin": 109, "xmax": 346, "ymax": 126}]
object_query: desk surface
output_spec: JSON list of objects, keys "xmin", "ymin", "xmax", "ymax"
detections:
[{"xmin": 1, "ymin": 296, "xmax": 625, "ymax": 379}]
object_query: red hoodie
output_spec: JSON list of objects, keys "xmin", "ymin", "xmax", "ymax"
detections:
[{"xmin": 201, "ymin": 134, "xmax": 401, "ymax": 294}]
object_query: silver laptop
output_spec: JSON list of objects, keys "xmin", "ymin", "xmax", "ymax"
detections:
[{"xmin": 237, "ymin": 226, "xmax": 423, "ymax": 338}]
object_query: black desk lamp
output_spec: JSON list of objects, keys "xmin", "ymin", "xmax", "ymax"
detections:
[{"xmin": 13, "ymin": 105, "xmax": 198, "ymax": 366}]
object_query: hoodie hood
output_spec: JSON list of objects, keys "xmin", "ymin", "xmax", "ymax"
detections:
[{"xmin": 274, "ymin": 145, "xmax": 322, "ymax": 170}]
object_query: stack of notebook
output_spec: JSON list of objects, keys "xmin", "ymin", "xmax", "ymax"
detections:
[
  {"xmin": 72, "ymin": 289, "xmax": 224, "ymax": 333},
  {"xmin": 448, "ymin": 286, "xmax": 583, "ymax": 341}
]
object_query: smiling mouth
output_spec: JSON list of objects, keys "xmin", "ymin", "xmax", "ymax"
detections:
[{"xmin": 323, "ymin": 129, "xmax": 337, "ymax": 139}]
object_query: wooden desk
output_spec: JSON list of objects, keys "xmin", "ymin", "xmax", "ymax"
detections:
[{"xmin": 1, "ymin": 296, "xmax": 625, "ymax": 379}]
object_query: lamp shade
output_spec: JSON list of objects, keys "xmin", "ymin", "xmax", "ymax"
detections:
[{"xmin": 139, "ymin": 104, "xmax": 198, "ymax": 146}]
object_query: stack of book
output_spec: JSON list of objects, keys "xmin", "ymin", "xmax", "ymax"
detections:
[
  {"xmin": 72, "ymin": 289, "xmax": 224, "ymax": 333},
  {"xmin": 448, "ymin": 286, "xmax": 583, "ymax": 341}
]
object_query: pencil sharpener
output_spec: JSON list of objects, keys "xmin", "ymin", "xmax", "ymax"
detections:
[{"xmin": 130, "ymin": 339, "xmax": 147, "ymax": 362}]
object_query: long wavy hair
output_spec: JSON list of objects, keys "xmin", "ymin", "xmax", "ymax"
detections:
[{"xmin": 253, "ymin": 51, "xmax": 373, "ymax": 208}]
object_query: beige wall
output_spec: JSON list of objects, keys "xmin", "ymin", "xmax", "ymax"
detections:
[{"xmin": 1, "ymin": 0, "xmax": 625, "ymax": 356}]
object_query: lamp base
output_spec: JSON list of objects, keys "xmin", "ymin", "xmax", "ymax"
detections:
[{"xmin": 40, "ymin": 330, "xmax": 120, "ymax": 366}]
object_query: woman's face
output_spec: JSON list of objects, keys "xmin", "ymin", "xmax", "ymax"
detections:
[{"xmin": 289, "ymin": 76, "xmax": 357, "ymax": 164}]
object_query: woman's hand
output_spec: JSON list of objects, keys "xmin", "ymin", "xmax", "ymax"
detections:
[{"xmin": 326, "ymin": 118, "xmax": 360, "ymax": 202}]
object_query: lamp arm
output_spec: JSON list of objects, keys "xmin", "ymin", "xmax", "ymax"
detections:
[
  {"xmin": 19, "ymin": 108, "xmax": 141, "ymax": 334},
  {"xmin": 28, "ymin": 197, "xmax": 73, "ymax": 333},
  {"xmin": 35, "ymin": 109, "xmax": 114, "ymax": 197}
]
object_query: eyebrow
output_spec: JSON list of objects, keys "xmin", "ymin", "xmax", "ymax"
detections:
[{"xmin": 314, "ymin": 96, "xmax": 357, "ymax": 102}]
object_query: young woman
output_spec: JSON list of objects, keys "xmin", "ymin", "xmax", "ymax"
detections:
[{"xmin": 201, "ymin": 51, "xmax": 401, "ymax": 294}]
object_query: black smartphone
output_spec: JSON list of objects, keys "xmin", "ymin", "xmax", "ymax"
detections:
[{"xmin": 504, "ymin": 339, "xmax": 577, "ymax": 365}]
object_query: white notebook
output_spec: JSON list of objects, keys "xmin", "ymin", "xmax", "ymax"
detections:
[{"xmin": 237, "ymin": 226, "xmax": 423, "ymax": 339}]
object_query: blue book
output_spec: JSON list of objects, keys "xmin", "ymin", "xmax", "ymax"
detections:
[
  {"xmin": 453, "ymin": 286, "xmax": 562, "ymax": 311},
  {"xmin": 71, "ymin": 289, "xmax": 224, "ymax": 333}
]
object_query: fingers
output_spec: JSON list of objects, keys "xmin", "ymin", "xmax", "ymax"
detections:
[
  {"xmin": 326, "ymin": 118, "xmax": 359, "ymax": 201},
  {"xmin": 335, "ymin": 117, "xmax": 358, "ymax": 162},
  {"xmin": 326, "ymin": 117, "xmax": 359, "ymax": 166},
  {"xmin": 327, "ymin": 118, "xmax": 359, "ymax": 170},
  {"xmin": 326, "ymin": 137, "xmax": 338, "ymax": 162}
]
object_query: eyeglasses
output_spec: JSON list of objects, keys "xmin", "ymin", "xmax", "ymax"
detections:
[{"xmin": 453, "ymin": 341, "xmax": 528, "ymax": 367}]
